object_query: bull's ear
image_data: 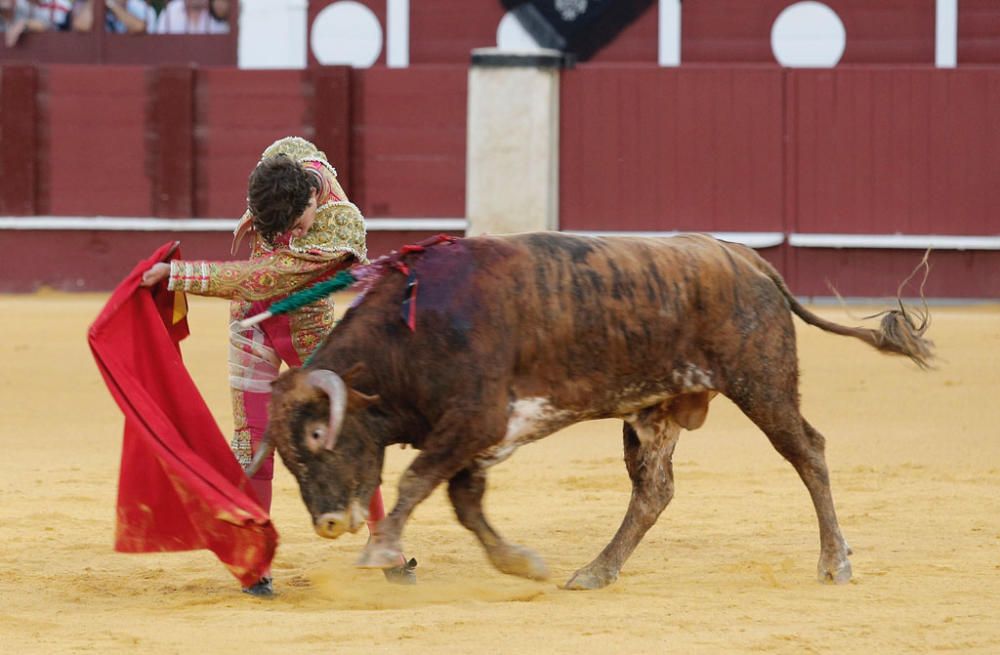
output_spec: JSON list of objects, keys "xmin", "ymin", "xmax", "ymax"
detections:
[
  {"xmin": 340, "ymin": 362, "xmax": 378, "ymax": 410},
  {"xmin": 342, "ymin": 362, "xmax": 366, "ymax": 384},
  {"xmin": 347, "ymin": 388, "xmax": 379, "ymax": 411}
]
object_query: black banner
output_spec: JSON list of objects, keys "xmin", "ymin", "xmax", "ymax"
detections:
[{"xmin": 502, "ymin": 0, "xmax": 656, "ymax": 62}]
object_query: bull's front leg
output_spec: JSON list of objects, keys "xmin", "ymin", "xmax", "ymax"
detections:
[
  {"xmin": 564, "ymin": 416, "xmax": 680, "ymax": 590},
  {"xmin": 356, "ymin": 409, "xmax": 500, "ymax": 570},
  {"xmin": 355, "ymin": 466, "xmax": 437, "ymax": 568},
  {"xmin": 448, "ymin": 465, "xmax": 549, "ymax": 580}
]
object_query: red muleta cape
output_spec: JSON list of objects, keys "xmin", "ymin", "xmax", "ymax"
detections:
[{"xmin": 87, "ymin": 242, "xmax": 278, "ymax": 587}]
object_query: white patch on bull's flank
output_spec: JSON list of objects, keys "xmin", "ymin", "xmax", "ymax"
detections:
[
  {"xmin": 671, "ymin": 363, "xmax": 714, "ymax": 392},
  {"xmin": 503, "ymin": 397, "xmax": 556, "ymax": 441},
  {"xmin": 476, "ymin": 397, "xmax": 570, "ymax": 468}
]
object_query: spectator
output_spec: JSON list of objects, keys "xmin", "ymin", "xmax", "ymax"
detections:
[
  {"xmin": 106, "ymin": 0, "xmax": 156, "ymax": 33},
  {"xmin": 1, "ymin": 0, "xmax": 30, "ymax": 45},
  {"xmin": 31, "ymin": 0, "xmax": 72, "ymax": 27},
  {"xmin": 207, "ymin": 0, "xmax": 226, "ymax": 24},
  {"xmin": 151, "ymin": 0, "xmax": 226, "ymax": 34},
  {"xmin": 70, "ymin": 0, "xmax": 154, "ymax": 33},
  {"xmin": 2, "ymin": 0, "xmax": 72, "ymax": 46}
]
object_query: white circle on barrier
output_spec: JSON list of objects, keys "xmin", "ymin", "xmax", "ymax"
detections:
[
  {"xmin": 311, "ymin": 1, "xmax": 383, "ymax": 68},
  {"xmin": 497, "ymin": 11, "xmax": 541, "ymax": 50},
  {"xmin": 771, "ymin": 1, "xmax": 846, "ymax": 68}
]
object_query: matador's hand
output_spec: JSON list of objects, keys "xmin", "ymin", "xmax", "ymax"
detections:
[{"xmin": 140, "ymin": 262, "xmax": 171, "ymax": 287}]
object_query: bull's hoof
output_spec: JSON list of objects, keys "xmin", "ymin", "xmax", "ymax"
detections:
[
  {"xmin": 818, "ymin": 557, "xmax": 853, "ymax": 585},
  {"xmin": 242, "ymin": 576, "xmax": 274, "ymax": 597},
  {"xmin": 488, "ymin": 544, "xmax": 549, "ymax": 581},
  {"xmin": 356, "ymin": 542, "xmax": 404, "ymax": 569},
  {"xmin": 383, "ymin": 558, "xmax": 418, "ymax": 585},
  {"xmin": 562, "ymin": 566, "xmax": 618, "ymax": 590}
]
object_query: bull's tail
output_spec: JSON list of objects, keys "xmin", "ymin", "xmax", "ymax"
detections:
[{"xmin": 751, "ymin": 248, "xmax": 934, "ymax": 368}]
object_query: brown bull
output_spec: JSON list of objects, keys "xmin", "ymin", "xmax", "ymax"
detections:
[{"xmin": 250, "ymin": 232, "xmax": 931, "ymax": 589}]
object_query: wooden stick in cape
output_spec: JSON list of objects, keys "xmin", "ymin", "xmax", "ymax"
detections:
[{"xmin": 238, "ymin": 269, "xmax": 358, "ymax": 329}]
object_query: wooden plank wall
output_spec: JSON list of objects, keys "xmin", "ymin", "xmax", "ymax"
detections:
[
  {"xmin": 958, "ymin": 0, "xmax": 1000, "ymax": 63},
  {"xmin": 0, "ymin": 64, "xmax": 466, "ymax": 221},
  {"xmin": 2, "ymin": 58, "xmax": 997, "ymax": 296},
  {"xmin": 559, "ymin": 66, "xmax": 784, "ymax": 233},
  {"xmin": 560, "ymin": 65, "xmax": 1000, "ymax": 239},
  {"xmin": 788, "ymin": 68, "xmax": 1000, "ymax": 237},
  {"xmin": 0, "ymin": 65, "xmax": 38, "ymax": 215},
  {"xmin": 682, "ymin": 0, "xmax": 935, "ymax": 64},
  {"xmin": 42, "ymin": 66, "xmax": 151, "ymax": 217},
  {"xmin": 349, "ymin": 67, "xmax": 467, "ymax": 218},
  {"xmin": 193, "ymin": 69, "xmax": 313, "ymax": 218},
  {"xmin": 559, "ymin": 65, "xmax": 1000, "ymax": 298}
]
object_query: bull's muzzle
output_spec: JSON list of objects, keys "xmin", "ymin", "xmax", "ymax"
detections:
[{"xmin": 314, "ymin": 499, "xmax": 367, "ymax": 539}]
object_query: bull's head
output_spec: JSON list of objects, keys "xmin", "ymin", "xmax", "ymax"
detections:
[{"xmin": 248, "ymin": 365, "xmax": 382, "ymax": 540}]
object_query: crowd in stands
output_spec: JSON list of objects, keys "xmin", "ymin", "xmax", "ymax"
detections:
[{"xmin": 1, "ymin": 0, "xmax": 229, "ymax": 46}]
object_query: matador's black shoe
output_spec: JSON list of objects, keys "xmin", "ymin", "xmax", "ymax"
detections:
[{"xmin": 383, "ymin": 558, "xmax": 418, "ymax": 585}]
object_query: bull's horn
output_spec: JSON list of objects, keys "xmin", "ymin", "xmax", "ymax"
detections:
[
  {"xmin": 245, "ymin": 440, "xmax": 274, "ymax": 478},
  {"xmin": 306, "ymin": 369, "xmax": 348, "ymax": 451}
]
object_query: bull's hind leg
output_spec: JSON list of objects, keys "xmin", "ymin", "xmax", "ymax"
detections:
[
  {"xmin": 448, "ymin": 465, "xmax": 549, "ymax": 580},
  {"xmin": 564, "ymin": 415, "xmax": 680, "ymax": 590},
  {"xmin": 735, "ymin": 397, "xmax": 852, "ymax": 584}
]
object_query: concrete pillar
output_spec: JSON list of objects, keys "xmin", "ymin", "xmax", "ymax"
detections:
[{"xmin": 465, "ymin": 48, "xmax": 566, "ymax": 236}]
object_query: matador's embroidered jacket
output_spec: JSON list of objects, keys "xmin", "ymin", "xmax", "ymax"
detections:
[{"xmin": 167, "ymin": 136, "xmax": 368, "ymax": 301}]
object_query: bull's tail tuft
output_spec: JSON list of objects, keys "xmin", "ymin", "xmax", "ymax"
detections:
[
  {"xmin": 751, "ymin": 246, "xmax": 935, "ymax": 368},
  {"xmin": 870, "ymin": 305, "xmax": 933, "ymax": 368},
  {"xmin": 858, "ymin": 249, "xmax": 933, "ymax": 368}
]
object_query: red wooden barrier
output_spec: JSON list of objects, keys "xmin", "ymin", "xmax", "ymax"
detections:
[
  {"xmin": 149, "ymin": 66, "xmax": 196, "ymax": 217},
  {"xmin": 682, "ymin": 0, "xmax": 934, "ymax": 64},
  {"xmin": 349, "ymin": 67, "xmax": 467, "ymax": 218},
  {"xmin": 408, "ymin": 0, "xmax": 506, "ymax": 64},
  {"xmin": 312, "ymin": 66, "xmax": 354, "ymax": 187},
  {"xmin": 787, "ymin": 67, "xmax": 1000, "ymax": 236},
  {"xmin": 0, "ymin": 63, "xmax": 466, "ymax": 221},
  {"xmin": 559, "ymin": 66, "xmax": 785, "ymax": 233},
  {"xmin": 2, "ymin": 61, "xmax": 997, "ymax": 297},
  {"xmin": 194, "ymin": 68, "xmax": 313, "ymax": 218},
  {"xmin": 959, "ymin": 0, "xmax": 1000, "ymax": 64},
  {"xmin": 43, "ymin": 65, "xmax": 151, "ymax": 216},
  {"xmin": 787, "ymin": 248, "xmax": 1000, "ymax": 299},
  {"xmin": 0, "ymin": 65, "xmax": 38, "ymax": 215}
]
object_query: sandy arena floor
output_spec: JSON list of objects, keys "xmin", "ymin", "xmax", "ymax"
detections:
[{"xmin": 1, "ymin": 291, "xmax": 999, "ymax": 654}]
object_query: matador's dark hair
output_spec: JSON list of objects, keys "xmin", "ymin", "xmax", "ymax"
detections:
[{"xmin": 247, "ymin": 154, "xmax": 321, "ymax": 244}]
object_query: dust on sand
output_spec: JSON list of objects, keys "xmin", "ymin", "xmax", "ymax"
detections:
[{"xmin": 1, "ymin": 292, "xmax": 998, "ymax": 654}]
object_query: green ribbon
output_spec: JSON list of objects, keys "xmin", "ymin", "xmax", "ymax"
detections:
[{"xmin": 264, "ymin": 269, "xmax": 358, "ymax": 318}]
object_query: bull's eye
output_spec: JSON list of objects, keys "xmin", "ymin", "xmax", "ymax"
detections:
[{"xmin": 306, "ymin": 425, "xmax": 327, "ymax": 453}]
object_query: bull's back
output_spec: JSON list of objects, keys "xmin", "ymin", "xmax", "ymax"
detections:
[
  {"xmin": 464, "ymin": 233, "xmax": 790, "ymax": 406},
  {"xmin": 499, "ymin": 231, "xmax": 779, "ymax": 335}
]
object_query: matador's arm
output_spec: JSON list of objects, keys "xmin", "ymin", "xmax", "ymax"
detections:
[{"xmin": 167, "ymin": 250, "xmax": 351, "ymax": 301}]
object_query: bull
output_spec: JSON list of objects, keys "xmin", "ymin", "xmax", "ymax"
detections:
[{"xmin": 248, "ymin": 232, "xmax": 931, "ymax": 589}]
